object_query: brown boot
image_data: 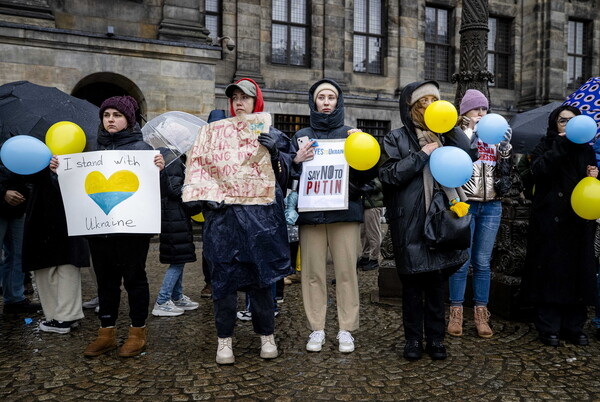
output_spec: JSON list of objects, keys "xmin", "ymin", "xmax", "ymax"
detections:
[
  {"xmin": 447, "ymin": 306, "xmax": 463, "ymax": 336},
  {"xmin": 474, "ymin": 306, "xmax": 493, "ymax": 338},
  {"xmin": 119, "ymin": 326, "xmax": 148, "ymax": 357},
  {"xmin": 84, "ymin": 327, "xmax": 117, "ymax": 357}
]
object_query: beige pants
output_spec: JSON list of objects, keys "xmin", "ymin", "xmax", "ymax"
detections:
[
  {"xmin": 300, "ymin": 222, "xmax": 360, "ymax": 332},
  {"xmin": 34, "ymin": 265, "xmax": 84, "ymax": 322},
  {"xmin": 360, "ymin": 207, "xmax": 382, "ymax": 260}
]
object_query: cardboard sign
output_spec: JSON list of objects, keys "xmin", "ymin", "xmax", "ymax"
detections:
[
  {"xmin": 298, "ymin": 139, "xmax": 349, "ymax": 212},
  {"xmin": 182, "ymin": 112, "xmax": 276, "ymax": 205},
  {"xmin": 56, "ymin": 150, "xmax": 161, "ymax": 236}
]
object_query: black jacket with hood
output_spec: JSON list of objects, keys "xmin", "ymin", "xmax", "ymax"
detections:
[
  {"xmin": 379, "ymin": 80, "xmax": 477, "ymax": 275},
  {"xmin": 522, "ymin": 105, "xmax": 597, "ymax": 305},
  {"xmin": 291, "ymin": 79, "xmax": 376, "ymax": 225}
]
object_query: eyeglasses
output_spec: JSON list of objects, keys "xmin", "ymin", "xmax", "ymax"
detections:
[{"xmin": 557, "ymin": 117, "xmax": 572, "ymax": 125}]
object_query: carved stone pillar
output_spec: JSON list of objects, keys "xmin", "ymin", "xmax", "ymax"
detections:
[
  {"xmin": 452, "ymin": 0, "xmax": 494, "ymax": 108},
  {"xmin": 158, "ymin": 0, "xmax": 210, "ymax": 44},
  {"xmin": 233, "ymin": 0, "xmax": 263, "ymax": 84}
]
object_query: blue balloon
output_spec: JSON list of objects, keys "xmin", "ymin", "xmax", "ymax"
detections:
[
  {"xmin": 429, "ymin": 146, "xmax": 473, "ymax": 188},
  {"xmin": 476, "ymin": 113, "xmax": 509, "ymax": 145},
  {"xmin": 0, "ymin": 135, "xmax": 52, "ymax": 175},
  {"xmin": 566, "ymin": 115, "xmax": 597, "ymax": 144}
]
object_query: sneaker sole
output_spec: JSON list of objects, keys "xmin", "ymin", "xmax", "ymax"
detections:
[
  {"xmin": 216, "ymin": 355, "xmax": 235, "ymax": 365},
  {"xmin": 306, "ymin": 343, "xmax": 324, "ymax": 352},
  {"xmin": 260, "ymin": 349, "xmax": 278, "ymax": 359},
  {"xmin": 174, "ymin": 305, "xmax": 199, "ymax": 311},
  {"xmin": 39, "ymin": 325, "xmax": 70, "ymax": 334},
  {"xmin": 152, "ymin": 310, "xmax": 184, "ymax": 317},
  {"xmin": 339, "ymin": 345, "xmax": 354, "ymax": 353}
]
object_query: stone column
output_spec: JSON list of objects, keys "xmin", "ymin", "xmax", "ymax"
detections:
[
  {"xmin": 158, "ymin": 0, "xmax": 210, "ymax": 43},
  {"xmin": 233, "ymin": 0, "xmax": 263, "ymax": 84},
  {"xmin": 452, "ymin": 0, "xmax": 493, "ymax": 107},
  {"xmin": 322, "ymin": 0, "xmax": 346, "ymax": 84}
]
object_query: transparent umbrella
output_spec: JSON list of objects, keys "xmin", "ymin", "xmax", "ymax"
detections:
[{"xmin": 142, "ymin": 111, "xmax": 207, "ymax": 167}]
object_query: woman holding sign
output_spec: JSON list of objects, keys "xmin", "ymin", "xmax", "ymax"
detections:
[
  {"xmin": 51, "ymin": 95, "xmax": 165, "ymax": 357},
  {"xmin": 203, "ymin": 78, "xmax": 292, "ymax": 365},
  {"xmin": 291, "ymin": 79, "xmax": 376, "ymax": 354},
  {"xmin": 522, "ymin": 105, "xmax": 597, "ymax": 347},
  {"xmin": 379, "ymin": 81, "xmax": 477, "ymax": 361}
]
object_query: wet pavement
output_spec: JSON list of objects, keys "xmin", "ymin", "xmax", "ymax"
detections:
[{"xmin": 1, "ymin": 242, "xmax": 600, "ymax": 401}]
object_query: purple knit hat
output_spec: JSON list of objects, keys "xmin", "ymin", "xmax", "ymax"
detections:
[
  {"xmin": 459, "ymin": 89, "xmax": 489, "ymax": 115},
  {"xmin": 99, "ymin": 95, "xmax": 139, "ymax": 127}
]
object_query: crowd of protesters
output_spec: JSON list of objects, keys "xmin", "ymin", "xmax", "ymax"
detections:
[{"xmin": 1, "ymin": 78, "xmax": 599, "ymax": 365}]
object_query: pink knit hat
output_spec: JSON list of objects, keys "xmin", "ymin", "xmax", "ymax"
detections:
[{"xmin": 459, "ymin": 89, "xmax": 489, "ymax": 115}]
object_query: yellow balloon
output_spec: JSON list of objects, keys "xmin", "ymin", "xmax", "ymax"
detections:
[
  {"xmin": 571, "ymin": 177, "xmax": 600, "ymax": 220},
  {"xmin": 423, "ymin": 100, "xmax": 458, "ymax": 134},
  {"xmin": 344, "ymin": 132, "xmax": 381, "ymax": 171},
  {"xmin": 45, "ymin": 121, "xmax": 86, "ymax": 155},
  {"xmin": 191, "ymin": 212, "xmax": 204, "ymax": 222}
]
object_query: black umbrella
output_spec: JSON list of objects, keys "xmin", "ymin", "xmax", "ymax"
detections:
[
  {"xmin": 0, "ymin": 81, "xmax": 100, "ymax": 151},
  {"xmin": 509, "ymin": 101, "xmax": 563, "ymax": 154}
]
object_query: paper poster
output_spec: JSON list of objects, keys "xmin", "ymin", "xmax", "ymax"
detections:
[
  {"xmin": 182, "ymin": 112, "xmax": 276, "ymax": 205},
  {"xmin": 56, "ymin": 150, "xmax": 161, "ymax": 236},
  {"xmin": 297, "ymin": 139, "xmax": 349, "ymax": 212}
]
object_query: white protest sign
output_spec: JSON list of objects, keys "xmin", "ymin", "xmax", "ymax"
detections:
[
  {"xmin": 182, "ymin": 112, "xmax": 276, "ymax": 205},
  {"xmin": 56, "ymin": 150, "xmax": 161, "ymax": 236},
  {"xmin": 297, "ymin": 139, "xmax": 349, "ymax": 212}
]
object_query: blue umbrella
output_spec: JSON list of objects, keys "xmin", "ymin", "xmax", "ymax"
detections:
[{"xmin": 563, "ymin": 77, "xmax": 600, "ymax": 138}]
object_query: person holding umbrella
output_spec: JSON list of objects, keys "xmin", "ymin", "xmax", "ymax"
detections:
[{"xmin": 50, "ymin": 95, "xmax": 165, "ymax": 356}]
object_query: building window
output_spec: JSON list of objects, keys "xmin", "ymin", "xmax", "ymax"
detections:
[
  {"xmin": 353, "ymin": 0, "xmax": 384, "ymax": 74},
  {"xmin": 488, "ymin": 17, "xmax": 513, "ymax": 89},
  {"xmin": 205, "ymin": 0, "xmax": 221, "ymax": 40},
  {"xmin": 567, "ymin": 20, "xmax": 591, "ymax": 89},
  {"xmin": 357, "ymin": 119, "xmax": 390, "ymax": 145},
  {"xmin": 425, "ymin": 6, "xmax": 452, "ymax": 82},
  {"xmin": 271, "ymin": 0, "xmax": 310, "ymax": 66},
  {"xmin": 274, "ymin": 114, "xmax": 310, "ymax": 138}
]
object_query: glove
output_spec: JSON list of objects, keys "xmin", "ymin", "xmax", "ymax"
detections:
[
  {"xmin": 498, "ymin": 127, "xmax": 512, "ymax": 153},
  {"xmin": 206, "ymin": 201, "xmax": 226, "ymax": 210},
  {"xmin": 258, "ymin": 131, "xmax": 279, "ymax": 158}
]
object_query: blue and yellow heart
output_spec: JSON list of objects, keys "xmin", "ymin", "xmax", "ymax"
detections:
[{"xmin": 85, "ymin": 170, "xmax": 140, "ymax": 215}]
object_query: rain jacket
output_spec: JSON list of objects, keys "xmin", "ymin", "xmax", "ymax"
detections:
[
  {"xmin": 522, "ymin": 106, "xmax": 597, "ymax": 305},
  {"xmin": 158, "ymin": 153, "xmax": 196, "ymax": 264},
  {"xmin": 291, "ymin": 79, "xmax": 376, "ymax": 225},
  {"xmin": 379, "ymin": 81, "xmax": 477, "ymax": 275},
  {"xmin": 203, "ymin": 78, "xmax": 293, "ymax": 300}
]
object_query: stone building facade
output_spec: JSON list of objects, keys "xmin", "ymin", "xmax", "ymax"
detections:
[{"xmin": 0, "ymin": 0, "xmax": 598, "ymax": 138}]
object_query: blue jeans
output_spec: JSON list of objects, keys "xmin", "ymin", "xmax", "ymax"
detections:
[
  {"xmin": 449, "ymin": 200, "xmax": 502, "ymax": 306},
  {"xmin": 0, "ymin": 216, "xmax": 25, "ymax": 304},
  {"xmin": 156, "ymin": 263, "xmax": 185, "ymax": 304},
  {"xmin": 594, "ymin": 271, "xmax": 600, "ymax": 329}
]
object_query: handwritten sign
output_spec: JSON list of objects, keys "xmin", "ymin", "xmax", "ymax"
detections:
[
  {"xmin": 298, "ymin": 139, "xmax": 349, "ymax": 212},
  {"xmin": 56, "ymin": 150, "xmax": 161, "ymax": 236},
  {"xmin": 182, "ymin": 112, "xmax": 276, "ymax": 205}
]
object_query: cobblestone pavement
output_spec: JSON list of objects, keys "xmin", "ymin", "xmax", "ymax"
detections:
[{"xmin": 1, "ymin": 242, "xmax": 600, "ymax": 401}]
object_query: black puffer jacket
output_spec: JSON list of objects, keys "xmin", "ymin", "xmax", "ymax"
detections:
[
  {"xmin": 159, "ymin": 154, "xmax": 196, "ymax": 264},
  {"xmin": 291, "ymin": 79, "xmax": 376, "ymax": 225},
  {"xmin": 379, "ymin": 80, "xmax": 477, "ymax": 275}
]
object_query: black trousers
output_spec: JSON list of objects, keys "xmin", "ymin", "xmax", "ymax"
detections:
[
  {"xmin": 534, "ymin": 303, "xmax": 588, "ymax": 336},
  {"xmin": 89, "ymin": 236, "xmax": 151, "ymax": 328},
  {"xmin": 214, "ymin": 285, "xmax": 274, "ymax": 338},
  {"xmin": 399, "ymin": 270, "xmax": 447, "ymax": 343}
]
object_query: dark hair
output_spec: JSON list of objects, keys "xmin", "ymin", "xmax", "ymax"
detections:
[{"xmin": 547, "ymin": 105, "xmax": 581, "ymax": 138}]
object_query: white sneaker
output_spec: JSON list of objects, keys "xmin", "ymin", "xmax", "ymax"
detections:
[
  {"xmin": 173, "ymin": 295, "xmax": 199, "ymax": 311},
  {"xmin": 306, "ymin": 330, "xmax": 325, "ymax": 352},
  {"xmin": 216, "ymin": 337, "xmax": 234, "ymax": 364},
  {"xmin": 237, "ymin": 310, "xmax": 252, "ymax": 321},
  {"xmin": 260, "ymin": 334, "xmax": 278, "ymax": 359},
  {"xmin": 82, "ymin": 297, "xmax": 99, "ymax": 309},
  {"xmin": 337, "ymin": 330, "xmax": 354, "ymax": 353},
  {"xmin": 152, "ymin": 300, "xmax": 184, "ymax": 317}
]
